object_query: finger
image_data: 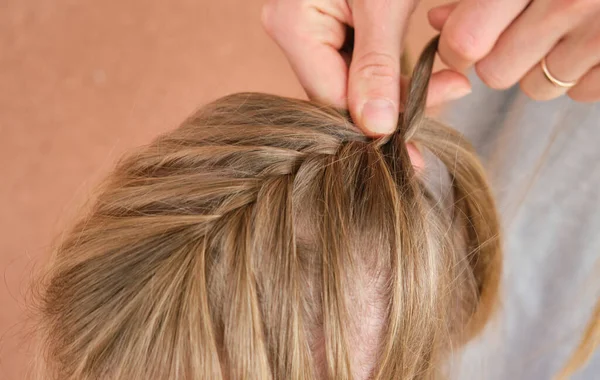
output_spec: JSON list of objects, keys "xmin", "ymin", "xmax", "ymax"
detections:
[
  {"xmin": 286, "ymin": 42, "xmax": 350, "ymax": 108},
  {"xmin": 427, "ymin": 2, "xmax": 458, "ymax": 32},
  {"xmin": 520, "ymin": 23, "xmax": 600, "ymax": 100},
  {"xmin": 407, "ymin": 143, "xmax": 425, "ymax": 173},
  {"xmin": 262, "ymin": 2, "xmax": 350, "ymax": 108},
  {"xmin": 475, "ymin": 0, "xmax": 593, "ymax": 90},
  {"xmin": 348, "ymin": 0, "xmax": 416, "ymax": 136},
  {"xmin": 437, "ymin": 0, "xmax": 530, "ymax": 71},
  {"xmin": 425, "ymin": 69, "xmax": 472, "ymax": 106},
  {"xmin": 568, "ymin": 64, "xmax": 600, "ymax": 102},
  {"xmin": 400, "ymin": 69, "xmax": 472, "ymax": 108}
]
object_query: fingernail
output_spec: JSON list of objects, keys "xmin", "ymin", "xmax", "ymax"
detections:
[
  {"xmin": 361, "ymin": 98, "xmax": 398, "ymax": 135},
  {"xmin": 448, "ymin": 85, "xmax": 472, "ymax": 100}
]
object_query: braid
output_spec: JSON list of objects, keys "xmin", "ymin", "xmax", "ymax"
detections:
[{"xmin": 36, "ymin": 37, "xmax": 502, "ymax": 380}]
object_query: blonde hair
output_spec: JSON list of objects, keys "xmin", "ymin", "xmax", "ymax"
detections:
[{"xmin": 35, "ymin": 37, "xmax": 503, "ymax": 379}]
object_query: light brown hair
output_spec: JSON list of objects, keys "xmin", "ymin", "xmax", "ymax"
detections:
[{"xmin": 35, "ymin": 37, "xmax": 503, "ymax": 379}]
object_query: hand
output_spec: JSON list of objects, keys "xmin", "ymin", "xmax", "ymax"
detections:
[
  {"xmin": 262, "ymin": 0, "xmax": 473, "ymax": 136},
  {"xmin": 429, "ymin": 0, "xmax": 600, "ymax": 102}
]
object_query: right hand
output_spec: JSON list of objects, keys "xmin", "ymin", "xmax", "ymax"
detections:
[{"xmin": 262, "ymin": 0, "xmax": 473, "ymax": 136}]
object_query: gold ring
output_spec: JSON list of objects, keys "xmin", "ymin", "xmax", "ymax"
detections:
[{"xmin": 541, "ymin": 57, "xmax": 577, "ymax": 88}]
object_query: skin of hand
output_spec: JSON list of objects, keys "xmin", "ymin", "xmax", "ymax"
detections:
[
  {"xmin": 429, "ymin": 0, "xmax": 600, "ymax": 102},
  {"xmin": 261, "ymin": 0, "xmax": 473, "ymax": 137}
]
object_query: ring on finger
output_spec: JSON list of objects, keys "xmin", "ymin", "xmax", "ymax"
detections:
[{"xmin": 541, "ymin": 56, "xmax": 578, "ymax": 88}]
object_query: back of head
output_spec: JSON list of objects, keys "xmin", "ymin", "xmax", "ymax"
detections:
[{"xmin": 36, "ymin": 37, "xmax": 502, "ymax": 380}]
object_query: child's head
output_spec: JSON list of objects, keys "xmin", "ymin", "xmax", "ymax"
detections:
[{"xmin": 35, "ymin": 38, "xmax": 502, "ymax": 379}]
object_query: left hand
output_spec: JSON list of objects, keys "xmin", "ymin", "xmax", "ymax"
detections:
[{"xmin": 428, "ymin": 0, "xmax": 600, "ymax": 102}]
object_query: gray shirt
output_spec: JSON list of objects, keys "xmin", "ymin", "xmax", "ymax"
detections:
[{"xmin": 440, "ymin": 77, "xmax": 600, "ymax": 379}]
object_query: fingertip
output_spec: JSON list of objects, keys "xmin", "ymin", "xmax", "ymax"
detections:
[
  {"xmin": 427, "ymin": 8, "xmax": 446, "ymax": 31},
  {"xmin": 427, "ymin": 2, "xmax": 457, "ymax": 31},
  {"xmin": 426, "ymin": 69, "xmax": 472, "ymax": 106},
  {"xmin": 431, "ymin": 69, "xmax": 471, "ymax": 89}
]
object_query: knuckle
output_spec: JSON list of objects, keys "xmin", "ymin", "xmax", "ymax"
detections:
[
  {"xmin": 352, "ymin": 51, "xmax": 399, "ymax": 81},
  {"xmin": 475, "ymin": 63, "xmax": 514, "ymax": 90},
  {"xmin": 443, "ymin": 29, "xmax": 482, "ymax": 63}
]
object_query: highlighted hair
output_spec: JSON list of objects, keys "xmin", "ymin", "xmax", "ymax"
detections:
[{"xmin": 36, "ymin": 37, "xmax": 503, "ymax": 379}]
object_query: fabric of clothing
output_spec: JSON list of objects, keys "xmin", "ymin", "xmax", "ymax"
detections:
[{"xmin": 440, "ymin": 77, "xmax": 600, "ymax": 379}]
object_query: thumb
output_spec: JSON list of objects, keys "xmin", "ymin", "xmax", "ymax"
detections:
[{"xmin": 348, "ymin": 0, "xmax": 416, "ymax": 136}]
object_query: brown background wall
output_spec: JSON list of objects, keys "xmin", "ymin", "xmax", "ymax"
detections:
[{"xmin": 0, "ymin": 1, "xmax": 441, "ymax": 378}]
